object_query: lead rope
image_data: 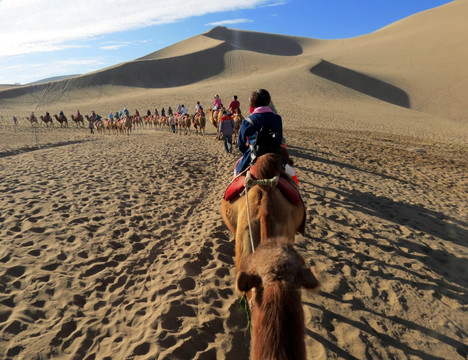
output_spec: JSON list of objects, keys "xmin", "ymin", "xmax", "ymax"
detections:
[
  {"xmin": 244, "ymin": 171, "xmax": 280, "ymax": 253},
  {"xmin": 244, "ymin": 171, "xmax": 256, "ymax": 254}
]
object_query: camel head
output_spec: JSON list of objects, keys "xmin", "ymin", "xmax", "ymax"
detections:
[
  {"xmin": 236, "ymin": 237, "xmax": 320, "ymax": 360},
  {"xmin": 237, "ymin": 237, "xmax": 320, "ymax": 295}
]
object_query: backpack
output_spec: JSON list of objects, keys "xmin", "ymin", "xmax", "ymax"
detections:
[{"xmin": 245, "ymin": 117, "xmax": 282, "ymax": 165}]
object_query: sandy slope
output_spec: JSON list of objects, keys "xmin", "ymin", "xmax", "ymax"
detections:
[{"xmin": 0, "ymin": 117, "xmax": 466, "ymax": 360}]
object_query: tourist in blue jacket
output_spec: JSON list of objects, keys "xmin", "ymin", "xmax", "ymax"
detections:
[{"xmin": 235, "ymin": 89, "xmax": 283, "ymax": 174}]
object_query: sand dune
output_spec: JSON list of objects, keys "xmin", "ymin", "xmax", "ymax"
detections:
[{"xmin": 0, "ymin": 1, "xmax": 467, "ymax": 359}]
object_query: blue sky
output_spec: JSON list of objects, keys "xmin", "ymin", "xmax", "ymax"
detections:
[{"xmin": 0, "ymin": 0, "xmax": 452, "ymax": 85}]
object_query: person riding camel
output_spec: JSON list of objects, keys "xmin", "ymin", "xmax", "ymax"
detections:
[
  {"xmin": 180, "ymin": 104, "xmax": 188, "ymax": 117},
  {"xmin": 76, "ymin": 110, "xmax": 81, "ymax": 118},
  {"xmin": 237, "ymin": 89, "xmax": 298, "ymax": 184},
  {"xmin": 228, "ymin": 95, "xmax": 240, "ymax": 114},
  {"xmin": 235, "ymin": 89, "xmax": 283, "ymax": 175},
  {"xmin": 135, "ymin": 109, "xmax": 140, "ymax": 117},
  {"xmin": 213, "ymin": 94, "xmax": 222, "ymax": 113},
  {"xmin": 59, "ymin": 110, "xmax": 64, "ymax": 119}
]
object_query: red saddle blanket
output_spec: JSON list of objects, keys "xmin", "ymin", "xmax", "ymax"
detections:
[{"xmin": 224, "ymin": 175, "xmax": 301, "ymax": 205}]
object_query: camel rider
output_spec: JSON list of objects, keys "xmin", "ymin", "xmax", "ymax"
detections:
[
  {"xmin": 123, "ymin": 108, "xmax": 130, "ymax": 117},
  {"xmin": 76, "ymin": 110, "xmax": 81, "ymax": 118},
  {"xmin": 135, "ymin": 109, "xmax": 140, "ymax": 117},
  {"xmin": 161, "ymin": 108, "xmax": 166, "ymax": 117},
  {"xmin": 108, "ymin": 112, "xmax": 113, "ymax": 120},
  {"xmin": 235, "ymin": 89, "xmax": 283, "ymax": 175},
  {"xmin": 213, "ymin": 95, "xmax": 222, "ymax": 111},
  {"xmin": 176, "ymin": 104, "xmax": 182, "ymax": 113},
  {"xmin": 59, "ymin": 110, "xmax": 64, "ymax": 118},
  {"xmin": 228, "ymin": 95, "xmax": 240, "ymax": 114},
  {"xmin": 167, "ymin": 107, "xmax": 173, "ymax": 116},
  {"xmin": 180, "ymin": 105, "xmax": 188, "ymax": 117},
  {"xmin": 195, "ymin": 101, "xmax": 202, "ymax": 114},
  {"xmin": 154, "ymin": 109, "xmax": 159, "ymax": 117},
  {"xmin": 147, "ymin": 109, "xmax": 151, "ymax": 117}
]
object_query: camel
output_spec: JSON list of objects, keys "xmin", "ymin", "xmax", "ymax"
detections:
[
  {"xmin": 28, "ymin": 114, "xmax": 38, "ymax": 126},
  {"xmin": 53, "ymin": 114, "xmax": 68, "ymax": 127},
  {"xmin": 208, "ymin": 107, "xmax": 223, "ymax": 139},
  {"xmin": 105, "ymin": 118, "xmax": 115, "ymax": 134},
  {"xmin": 178, "ymin": 114, "xmax": 191, "ymax": 135},
  {"xmin": 122, "ymin": 114, "xmax": 132, "ymax": 135},
  {"xmin": 132, "ymin": 115, "xmax": 142, "ymax": 129},
  {"xmin": 95, "ymin": 118, "xmax": 105, "ymax": 133},
  {"xmin": 221, "ymin": 152, "xmax": 306, "ymax": 270},
  {"xmin": 70, "ymin": 114, "xmax": 84, "ymax": 127},
  {"xmin": 232, "ymin": 109, "xmax": 243, "ymax": 145},
  {"xmin": 237, "ymin": 237, "xmax": 320, "ymax": 360},
  {"xmin": 192, "ymin": 111, "xmax": 206, "ymax": 135},
  {"xmin": 39, "ymin": 114, "xmax": 53, "ymax": 127}
]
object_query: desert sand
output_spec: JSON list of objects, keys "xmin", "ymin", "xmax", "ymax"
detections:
[{"xmin": 0, "ymin": 1, "xmax": 467, "ymax": 359}]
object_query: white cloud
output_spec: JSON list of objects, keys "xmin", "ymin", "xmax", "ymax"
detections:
[
  {"xmin": 100, "ymin": 43, "xmax": 131, "ymax": 51},
  {"xmin": 0, "ymin": 0, "xmax": 275, "ymax": 57},
  {"xmin": 205, "ymin": 19, "xmax": 253, "ymax": 27},
  {"xmin": 0, "ymin": 58, "xmax": 106, "ymax": 84}
]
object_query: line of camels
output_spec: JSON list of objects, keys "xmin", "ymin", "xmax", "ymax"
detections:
[{"xmin": 25, "ymin": 106, "xmax": 243, "ymax": 139}]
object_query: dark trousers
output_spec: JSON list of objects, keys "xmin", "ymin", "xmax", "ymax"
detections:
[{"xmin": 223, "ymin": 134, "xmax": 232, "ymax": 153}]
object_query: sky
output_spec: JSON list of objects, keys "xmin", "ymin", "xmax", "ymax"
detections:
[{"xmin": 0, "ymin": 0, "xmax": 453, "ymax": 85}]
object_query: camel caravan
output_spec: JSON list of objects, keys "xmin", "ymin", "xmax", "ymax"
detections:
[{"xmin": 21, "ymin": 99, "xmax": 239, "ymax": 141}]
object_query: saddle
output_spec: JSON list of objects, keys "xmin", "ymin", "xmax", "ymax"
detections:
[{"xmin": 224, "ymin": 171, "xmax": 301, "ymax": 205}]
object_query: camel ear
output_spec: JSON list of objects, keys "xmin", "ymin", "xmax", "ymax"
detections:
[
  {"xmin": 298, "ymin": 266, "xmax": 321, "ymax": 292},
  {"xmin": 237, "ymin": 272, "xmax": 262, "ymax": 292}
]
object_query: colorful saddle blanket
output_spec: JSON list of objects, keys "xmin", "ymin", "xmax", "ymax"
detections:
[{"xmin": 224, "ymin": 175, "xmax": 301, "ymax": 205}]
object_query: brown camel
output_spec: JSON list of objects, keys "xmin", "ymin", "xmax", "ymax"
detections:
[
  {"xmin": 237, "ymin": 237, "xmax": 320, "ymax": 360},
  {"xmin": 178, "ymin": 114, "xmax": 191, "ymax": 135},
  {"xmin": 39, "ymin": 115, "xmax": 53, "ymax": 127},
  {"xmin": 53, "ymin": 114, "xmax": 68, "ymax": 127},
  {"xmin": 123, "ymin": 114, "xmax": 132, "ymax": 135},
  {"xmin": 221, "ymin": 153, "xmax": 306, "ymax": 271},
  {"xmin": 208, "ymin": 107, "xmax": 223, "ymax": 139},
  {"xmin": 232, "ymin": 109, "xmax": 243, "ymax": 145},
  {"xmin": 28, "ymin": 115, "xmax": 38, "ymax": 126},
  {"xmin": 70, "ymin": 114, "xmax": 84, "ymax": 127},
  {"xmin": 192, "ymin": 111, "xmax": 206, "ymax": 135}
]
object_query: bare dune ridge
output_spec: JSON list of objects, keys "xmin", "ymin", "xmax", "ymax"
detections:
[{"xmin": 1, "ymin": 0, "xmax": 467, "ymax": 123}]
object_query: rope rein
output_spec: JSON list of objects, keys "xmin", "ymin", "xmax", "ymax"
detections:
[{"xmin": 243, "ymin": 170, "xmax": 280, "ymax": 253}]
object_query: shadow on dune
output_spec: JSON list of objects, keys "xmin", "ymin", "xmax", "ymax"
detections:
[
  {"xmin": 0, "ymin": 42, "xmax": 231, "ymax": 97},
  {"xmin": 204, "ymin": 26, "xmax": 303, "ymax": 56},
  {"xmin": 0, "ymin": 139, "xmax": 92, "ymax": 159},
  {"xmin": 287, "ymin": 145, "xmax": 468, "ymax": 295},
  {"xmin": 310, "ymin": 60, "xmax": 410, "ymax": 108}
]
